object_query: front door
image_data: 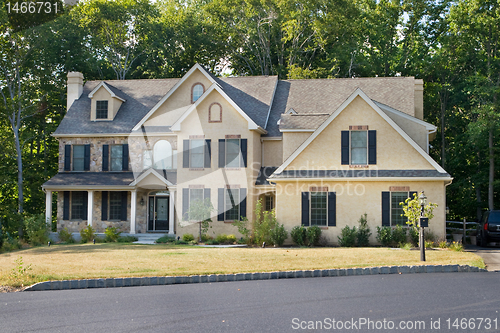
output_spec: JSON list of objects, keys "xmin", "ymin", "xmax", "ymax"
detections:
[{"xmin": 148, "ymin": 196, "xmax": 169, "ymax": 231}]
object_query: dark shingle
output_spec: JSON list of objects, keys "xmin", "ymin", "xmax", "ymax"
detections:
[
  {"xmin": 42, "ymin": 172, "xmax": 136, "ymax": 188},
  {"xmin": 255, "ymin": 167, "xmax": 278, "ymax": 185},
  {"xmin": 270, "ymin": 169, "xmax": 451, "ymax": 179}
]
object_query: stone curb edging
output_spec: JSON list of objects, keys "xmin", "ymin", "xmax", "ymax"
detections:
[{"xmin": 23, "ymin": 265, "xmax": 487, "ymax": 292}]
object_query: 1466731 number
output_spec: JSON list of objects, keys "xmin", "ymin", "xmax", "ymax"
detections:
[
  {"xmin": 6, "ymin": 2, "xmax": 59, "ymax": 14},
  {"xmin": 446, "ymin": 318, "xmax": 498, "ymax": 330}
]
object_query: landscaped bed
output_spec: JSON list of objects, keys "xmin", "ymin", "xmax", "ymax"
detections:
[{"xmin": 0, "ymin": 243, "xmax": 485, "ymax": 288}]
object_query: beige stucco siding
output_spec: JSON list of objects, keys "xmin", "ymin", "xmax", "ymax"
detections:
[
  {"xmin": 262, "ymin": 139, "xmax": 283, "ymax": 166},
  {"xmin": 287, "ymin": 96, "xmax": 435, "ymax": 170},
  {"xmin": 282, "ymin": 132, "xmax": 311, "ymax": 161},
  {"xmin": 384, "ymin": 111, "xmax": 428, "ymax": 151},
  {"xmin": 90, "ymin": 86, "xmax": 123, "ymax": 121},
  {"xmin": 174, "ymin": 88, "xmax": 261, "ymax": 237},
  {"xmin": 275, "ymin": 180, "xmax": 447, "ymax": 245},
  {"xmin": 145, "ymin": 69, "xmax": 213, "ymax": 126}
]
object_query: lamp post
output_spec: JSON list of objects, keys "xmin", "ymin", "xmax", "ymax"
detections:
[{"xmin": 419, "ymin": 191, "xmax": 427, "ymax": 261}]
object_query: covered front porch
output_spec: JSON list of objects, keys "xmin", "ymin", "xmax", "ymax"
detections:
[{"xmin": 42, "ymin": 169, "xmax": 177, "ymax": 235}]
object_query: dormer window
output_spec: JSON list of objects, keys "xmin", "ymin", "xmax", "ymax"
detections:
[
  {"xmin": 192, "ymin": 83, "xmax": 204, "ymax": 103},
  {"xmin": 96, "ymin": 100, "xmax": 108, "ymax": 119}
]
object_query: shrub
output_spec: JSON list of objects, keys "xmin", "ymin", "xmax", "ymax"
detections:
[
  {"xmin": 205, "ymin": 239, "xmax": 219, "ymax": 245},
  {"xmin": 156, "ymin": 235, "xmax": 175, "ymax": 243},
  {"xmin": 174, "ymin": 240, "xmax": 188, "ymax": 245},
  {"xmin": 58, "ymin": 228, "xmax": 75, "ymax": 244},
  {"xmin": 425, "ymin": 240, "xmax": 434, "ymax": 249},
  {"xmin": 306, "ymin": 226, "xmax": 321, "ymax": 247},
  {"xmin": 24, "ymin": 214, "xmax": 49, "ymax": 246},
  {"xmin": 1, "ymin": 236, "xmax": 22, "ymax": 253},
  {"xmin": 117, "ymin": 235, "xmax": 138, "ymax": 243},
  {"xmin": 254, "ymin": 207, "xmax": 277, "ymax": 246},
  {"xmin": 409, "ymin": 227, "xmax": 419, "ymax": 246},
  {"xmin": 232, "ymin": 217, "xmax": 251, "ymax": 244},
  {"xmin": 449, "ymin": 241, "xmax": 463, "ymax": 252},
  {"xmin": 376, "ymin": 226, "xmax": 393, "ymax": 247},
  {"xmin": 356, "ymin": 214, "xmax": 371, "ymax": 247},
  {"xmin": 216, "ymin": 234, "xmax": 228, "ymax": 244},
  {"xmin": 291, "ymin": 226, "xmax": 307, "ymax": 246},
  {"xmin": 201, "ymin": 234, "xmax": 212, "ymax": 242},
  {"xmin": 424, "ymin": 230, "xmax": 437, "ymax": 242},
  {"xmin": 318, "ymin": 235, "xmax": 329, "ymax": 247},
  {"xmin": 94, "ymin": 237, "xmax": 106, "ymax": 243},
  {"xmin": 80, "ymin": 225, "xmax": 96, "ymax": 243},
  {"xmin": 226, "ymin": 234, "xmax": 237, "ymax": 244},
  {"xmin": 104, "ymin": 227, "xmax": 121, "ymax": 242},
  {"xmin": 270, "ymin": 224, "xmax": 287, "ymax": 247},
  {"xmin": 0, "ymin": 218, "xmax": 4, "ymax": 249},
  {"xmin": 182, "ymin": 233, "xmax": 195, "ymax": 242},
  {"xmin": 392, "ymin": 225, "xmax": 407, "ymax": 246},
  {"xmin": 338, "ymin": 226, "xmax": 357, "ymax": 247},
  {"xmin": 438, "ymin": 240, "xmax": 448, "ymax": 248},
  {"xmin": 400, "ymin": 242, "xmax": 412, "ymax": 250}
]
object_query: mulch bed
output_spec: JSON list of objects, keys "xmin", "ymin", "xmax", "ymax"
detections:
[{"xmin": 0, "ymin": 285, "xmax": 24, "ymax": 293}]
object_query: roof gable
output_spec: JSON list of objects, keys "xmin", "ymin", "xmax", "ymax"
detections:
[
  {"xmin": 133, "ymin": 64, "xmax": 216, "ymax": 131},
  {"xmin": 88, "ymin": 82, "xmax": 126, "ymax": 102},
  {"xmin": 274, "ymin": 88, "xmax": 447, "ymax": 174}
]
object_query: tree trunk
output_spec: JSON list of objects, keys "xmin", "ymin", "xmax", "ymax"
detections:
[
  {"xmin": 439, "ymin": 90, "xmax": 447, "ymax": 168},
  {"xmin": 489, "ymin": 127, "xmax": 494, "ymax": 210},
  {"xmin": 13, "ymin": 126, "xmax": 24, "ymax": 237},
  {"xmin": 476, "ymin": 184, "xmax": 482, "ymax": 222}
]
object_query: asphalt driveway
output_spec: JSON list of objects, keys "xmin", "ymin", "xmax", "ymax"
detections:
[{"xmin": 466, "ymin": 245, "xmax": 500, "ymax": 271}]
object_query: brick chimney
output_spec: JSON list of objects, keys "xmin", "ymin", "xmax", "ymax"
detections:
[
  {"xmin": 67, "ymin": 72, "xmax": 84, "ymax": 111},
  {"xmin": 414, "ymin": 79, "xmax": 424, "ymax": 120}
]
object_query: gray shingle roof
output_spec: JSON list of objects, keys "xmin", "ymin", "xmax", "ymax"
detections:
[
  {"xmin": 265, "ymin": 77, "xmax": 416, "ymax": 136},
  {"xmin": 42, "ymin": 172, "xmax": 136, "ymax": 188},
  {"xmin": 280, "ymin": 114, "xmax": 329, "ymax": 130},
  {"xmin": 255, "ymin": 167, "xmax": 278, "ymax": 185},
  {"xmin": 217, "ymin": 76, "xmax": 278, "ymax": 129},
  {"xmin": 54, "ymin": 79, "xmax": 179, "ymax": 135},
  {"xmin": 270, "ymin": 169, "xmax": 451, "ymax": 179}
]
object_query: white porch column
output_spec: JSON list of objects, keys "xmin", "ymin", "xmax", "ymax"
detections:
[
  {"xmin": 130, "ymin": 190, "xmax": 137, "ymax": 234},
  {"xmin": 45, "ymin": 190, "xmax": 52, "ymax": 227},
  {"xmin": 169, "ymin": 190, "xmax": 175, "ymax": 235},
  {"xmin": 87, "ymin": 190, "xmax": 94, "ymax": 226}
]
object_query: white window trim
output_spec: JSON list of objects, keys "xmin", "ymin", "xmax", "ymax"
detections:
[
  {"xmin": 72, "ymin": 145, "xmax": 85, "ymax": 171},
  {"xmin": 96, "ymin": 100, "xmax": 109, "ymax": 120},
  {"xmin": 309, "ymin": 191, "xmax": 328, "ymax": 227},
  {"xmin": 189, "ymin": 139, "xmax": 205, "ymax": 169},
  {"xmin": 108, "ymin": 191, "xmax": 123, "ymax": 221},
  {"xmin": 224, "ymin": 188, "xmax": 240, "ymax": 221},
  {"xmin": 390, "ymin": 191, "xmax": 409, "ymax": 227},
  {"xmin": 225, "ymin": 138, "xmax": 241, "ymax": 168},
  {"xmin": 349, "ymin": 130, "xmax": 368, "ymax": 166}
]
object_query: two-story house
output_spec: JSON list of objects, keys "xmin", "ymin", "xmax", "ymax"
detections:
[{"xmin": 42, "ymin": 64, "xmax": 452, "ymax": 244}]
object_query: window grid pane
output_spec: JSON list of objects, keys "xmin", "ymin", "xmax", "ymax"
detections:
[
  {"xmin": 73, "ymin": 145, "xmax": 85, "ymax": 171},
  {"xmin": 226, "ymin": 139, "xmax": 240, "ymax": 168},
  {"xmin": 192, "ymin": 84, "xmax": 204, "ymax": 102},
  {"xmin": 391, "ymin": 192, "xmax": 408, "ymax": 226},
  {"xmin": 225, "ymin": 189, "xmax": 239, "ymax": 220},
  {"xmin": 71, "ymin": 192, "xmax": 84, "ymax": 220},
  {"xmin": 310, "ymin": 192, "xmax": 327, "ymax": 226},
  {"xmin": 190, "ymin": 140, "xmax": 204, "ymax": 168},
  {"xmin": 96, "ymin": 101, "xmax": 108, "ymax": 119},
  {"xmin": 351, "ymin": 131, "xmax": 367, "ymax": 165},
  {"xmin": 110, "ymin": 145, "xmax": 123, "ymax": 171},
  {"xmin": 109, "ymin": 192, "xmax": 122, "ymax": 220}
]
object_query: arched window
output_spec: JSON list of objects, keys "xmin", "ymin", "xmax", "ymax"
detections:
[
  {"xmin": 154, "ymin": 140, "xmax": 172, "ymax": 170},
  {"xmin": 192, "ymin": 83, "xmax": 204, "ymax": 103}
]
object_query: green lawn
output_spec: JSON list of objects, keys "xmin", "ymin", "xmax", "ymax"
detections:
[{"xmin": 0, "ymin": 243, "xmax": 485, "ymax": 287}]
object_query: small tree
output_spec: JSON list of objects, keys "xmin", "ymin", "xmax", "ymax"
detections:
[
  {"xmin": 186, "ymin": 198, "xmax": 215, "ymax": 242},
  {"xmin": 400, "ymin": 192, "xmax": 437, "ymax": 246}
]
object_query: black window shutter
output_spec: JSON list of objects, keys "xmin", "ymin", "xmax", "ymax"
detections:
[
  {"xmin": 101, "ymin": 191, "xmax": 108, "ymax": 221},
  {"xmin": 240, "ymin": 139, "xmax": 247, "ymax": 167},
  {"xmin": 83, "ymin": 192, "xmax": 88, "ymax": 220},
  {"xmin": 102, "ymin": 145, "xmax": 109, "ymax": 171},
  {"xmin": 409, "ymin": 191, "xmax": 417, "ymax": 201},
  {"xmin": 240, "ymin": 188, "xmax": 247, "ymax": 219},
  {"xmin": 121, "ymin": 191, "xmax": 128, "ymax": 221},
  {"xmin": 301, "ymin": 192, "xmax": 309, "ymax": 226},
  {"xmin": 382, "ymin": 192, "xmax": 390, "ymax": 226},
  {"xmin": 204, "ymin": 139, "xmax": 211, "ymax": 168},
  {"xmin": 218, "ymin": 188, "xmax": 224, "ymax": 221},
  {"xmin": 122, "ymin": 144, "xmax": 129, "ymax": 171},
  {"xmin": 368, "ymin": 130, "xmax": 376, "ymax": 165},
  {"xmin": 341, "ymin": 131, "xmax": 349, "ymax": 165},
  {"xmin": 64, "ymin": 145, "xmax": 71, "ymax": 171},
  {"xmin": 182, "ymin": 188, "xmax": 189, "ymax": 220},
  {"xmin": 218, "ymin": 139, "xmax": 225, "ymax": 168},
  {"xmin": 84, "ymin": 144, "xmax": 90, "ymax": 171},
  {"xmin": 183, "ymin": 140, "xmax": 189, "ymax": 168},
  {"xmin": 63, "ymin": 191, "xmax": 70, "ymax": 220},
  {"xmin": 328, "ymin": 192, "xmax": 336, "ymax": 227}
]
